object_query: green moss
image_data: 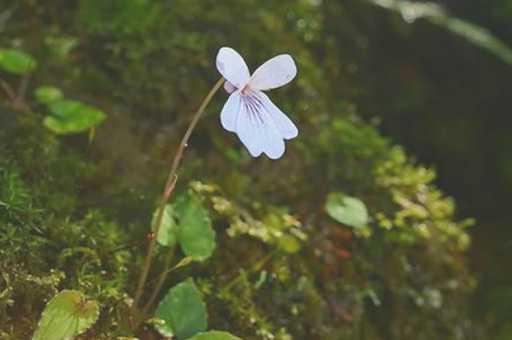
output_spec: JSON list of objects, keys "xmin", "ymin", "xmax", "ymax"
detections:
[{"xmin": 0, "ymin": 1, "xmax": 477, "ymax": 339}]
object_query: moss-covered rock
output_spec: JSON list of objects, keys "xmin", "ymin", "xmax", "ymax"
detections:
[{"xmin": 0, "ymin": 1, "xmax": 476, "ymax": 339}]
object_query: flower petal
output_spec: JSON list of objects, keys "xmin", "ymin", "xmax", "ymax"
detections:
[
  {"xmin": 235, "ymin": 95, "xmax": 285, "ymax": 159},
  {"xmin": 224, "ymin": 81, "xmax": 237, "ymax": 94},
  {"xmin": 256, "ymin": 91, "xmax": 298, "ymax": 140},
  {"xmin": 249, "ymin": 54, "xmax": 297, "ymax": 91},
  {"xmin": 220, "ymin": 91, "xmax": 241, "ymax": 132},
  {"xmin": 235, "ymin": 100, "xmax": 263, "ymax": 157},
  {"xmin": 216, "ymin": 47, "xmax": 250, "ymax": 89},
  {"xmin": 261, "ymin": 122, "xmax": 285, "ymax": 159}
]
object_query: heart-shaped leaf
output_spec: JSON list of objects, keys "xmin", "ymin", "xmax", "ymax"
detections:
[
  {"xmin": 187, "ymin": 331, "xmax": 242, "ymax": 340},
  {"xmin": 0, "ymin": 49, "xmax": 37, "ymax": 75},
  {"xmin": 175, "ymin": 193, "xmax": 216, "ymax": 261},
  {"xmin": 154, "ymin": 278, "xmax": 207, "ymax": 339},
  {"xmin": 326, "ymin": 192, "xmax": 368, "ymax": 229},
  {"xmin": 44, "ymin": 99, "xmax": 106, "ymax": 134},
  {"xmin": 32, "ymin": 290, "xmax": 99, "ymax": 340}
]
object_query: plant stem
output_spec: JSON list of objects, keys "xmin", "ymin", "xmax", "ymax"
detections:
[
  {"xmin": 133, "ymin": 77, "xmax": 224, "ymax": 309},
  {"xmin": 16, "ymin": 74, "xmax": 29, "ymax": 101},
  {"xmin": 0, "ymin": 77, "xmax": 15, "ymax": 101},
  {"xmin": 0, "ymin": 76, "xmax": 31, "ymax": 112},
  {"xmin": 141, "ymin": 247, "xmax": 175, "ymax": 314}
]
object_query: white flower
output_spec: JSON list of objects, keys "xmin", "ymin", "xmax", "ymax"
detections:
[{"xmin": 216, "ymin": 47, "xmax": 299, "ymax": 159}]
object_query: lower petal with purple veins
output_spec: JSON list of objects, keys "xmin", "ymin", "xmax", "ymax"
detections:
[{"xmin": 234, "ymin": 93, "xmax": 286, "ymax": 159}]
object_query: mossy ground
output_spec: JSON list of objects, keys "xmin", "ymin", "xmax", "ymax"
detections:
[{"xmin": 0, "ymin": 1, "xmax": 480, "ymax": 339}]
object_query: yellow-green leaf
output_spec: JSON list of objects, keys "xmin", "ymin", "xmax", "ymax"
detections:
[
  {"xmin": 34, "ymin": 86, "xmax": 63, "ymax": 104},
  {"xmin": 44, "ymin": 99, "xmax": 106, "ymax": 134},
  {"xmin": 326, "ymin": 192, "xmax": 368, "ymax": 228},
  {"xmin": 0, "ymin": 49, "xmax": 37, "ymax": 75},
  {"xmin": 152, "ymin": 204, "xmax": 178, "ymax": 247},
  {"xmin": 188, "ymin": 331, "xmax": 242, "ymax": 340},
  {"xmin": 32, "ymin": 290, "xmax": 99, "ymax": 340}
]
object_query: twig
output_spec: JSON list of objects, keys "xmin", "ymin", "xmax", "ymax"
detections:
[
  {"xmin": 133, "ymin": 78, "xmax": 224, "ymax": 311},
  {"xmin": 13, "ymin": 74, "xmax": 31, "ymax": 112},
  {"xmin": 0, "ymin": 76, "xmax": 31, "ymax": 112},
  {"xmin": 0, "ymin": 77, "xmax": 15, "ymax": 101}
]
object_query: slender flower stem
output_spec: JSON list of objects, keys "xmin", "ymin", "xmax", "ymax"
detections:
[
  {"xmin": 142, "ymin": 247, "xmax": 175, "ymax": 314},
  {"xmin": 133, "ymin": 77, "xmax": 224, "ymax": 309}
]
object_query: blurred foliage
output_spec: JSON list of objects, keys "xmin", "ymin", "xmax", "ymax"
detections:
[
  {"xmin": 43, "ymin": 99, "xmax": 106, "ymax": 135},
  {"xmin": 0, "ymin": 0, "xmax": 498, "ymax": 339},
  {"xmin": 0, "ymin": 48, "xmax": 37, "ymax": 75},
  {"xmin": 368, "ymin": 0, "xmax": 512, "ymax": 65}
]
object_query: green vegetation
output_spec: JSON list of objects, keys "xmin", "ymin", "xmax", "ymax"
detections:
[
  {"xmin": 33, "ymin": 290, "xmax": 100, "ymax": 340},
  {"xmin": 1, "ymin": 0, "xmax": 504, "ymax": 339},
  {"xmin": 154, "ymin": 279, "xmax": 207, "ymax": 339}
]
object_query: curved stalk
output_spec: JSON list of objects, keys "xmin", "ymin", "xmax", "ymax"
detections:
[{"xmin": 133, "ymin": 78, "xmax": 224, "ymax": 309}]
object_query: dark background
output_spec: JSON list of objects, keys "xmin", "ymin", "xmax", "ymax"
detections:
[{"xmin": 355, "ymin": 0, "xmax": 512, "ymax": 326}]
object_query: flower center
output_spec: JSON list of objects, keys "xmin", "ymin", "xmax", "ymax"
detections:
[{"xmin": 241, "ymin": 84, "xmax": 251, "ymax": 96}]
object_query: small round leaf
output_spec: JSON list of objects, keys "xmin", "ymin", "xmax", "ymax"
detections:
[
  {"xmin": 326, "ymin": 192, "xmax": 368, "ymax": 229},
  {"xmin": 34, "ymin": 86, "xmax": 63, "ymax": 104}
]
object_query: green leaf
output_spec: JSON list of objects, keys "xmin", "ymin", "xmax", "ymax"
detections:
[
  {"xmin": 43, "ymin": 99, "xmax": 106, "ymax": 134},
  {"xmin": 0, "ymin": 49, "xmax": 37, "ymax": 75},
  {"xmin": 154, "ymin": 278, "xmax": 207, "ymax": 339},
  {"xmin": 32, "ymin": 290, "xmax": 100, "ymax": 340},
  {"xmin": 187, "ymin": 331, "xmax": 243, "ymax": 340},
  {"xmin": 326, "ymin": 192, "xmax": 368, "ymax": 228},
  {"xmin": 44, "ymin": 36, "xmax": 78, "ymax": 59},
  {"xmin": 152, "ymin": 204, "xmax": 178, "ymax": 247},
  {"xmin": 175, "ymin": 193, "xmax": 216, "ymax": 261},
  {"xmin": 34, "ymin": 86, "xmax": 64, "ymax": 104}
]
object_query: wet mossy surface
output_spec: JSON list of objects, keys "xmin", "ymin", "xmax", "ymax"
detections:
[{"xmin": 0, "ymin": 1, "xmax": 495, "ymax": 339}]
